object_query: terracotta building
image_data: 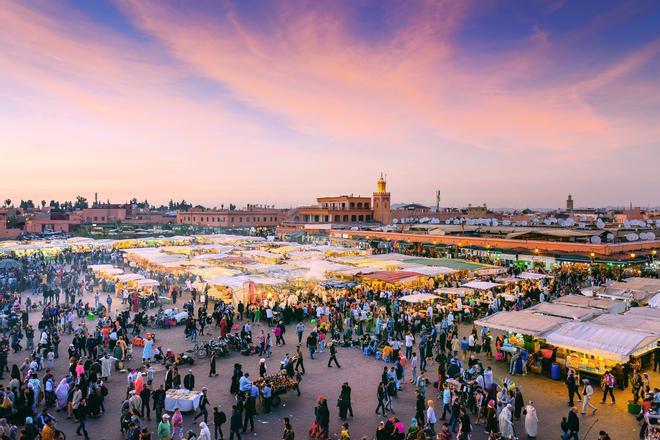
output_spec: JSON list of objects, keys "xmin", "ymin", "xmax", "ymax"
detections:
[
  {"xmin": 288, "ymin": 175, "xmax": 392, "ymax": 225},
  {"xmin": 0, "ymin": 210, "xmax": 21, "ymax": 239},
  {"xmin": 176, "ymin": 207, "xmax": 288, "ymax": 227}
]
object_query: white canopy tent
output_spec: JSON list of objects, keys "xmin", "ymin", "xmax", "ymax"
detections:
[
  {"xmin": 462, "ymin": 281, "xmax": 502, "ymax": 290},
  {"xmin": 518, "ymin": 272, "xmax": 550, "ymax": 280},
  {"xmin": 475, "ymin": 311, "xmax": 567, "ymax": 336},
  {"xmin": 625, "ymin": 307, "xmax": 660, "ymax": 321},
  {"xmin": 592, "ymin": 314, "xmax": 660, "ymax": 336},
  {"xmin": 115, "ymin": 274, "xmax": 145, "ymax": 282},
  {"xmin": 137, "ymin": 279, "xmax": 160, "ymax": 288},
  {"xmin": 435, "ymin": 287, "xmax": 473, "ymax": 297},
  {"xmin": 528, "ymin": 302, "xmax": 600, "ymax": 321},
  {"xmin": 554, "ymin": 295, "xmax": 627, "ymax": 314},
  {"xmin": 648, "ymin": 293, "xmax": 660, "ymax": 309},
  {"xmin": 399, "ymin": 293, "xmax": 442, "ymax": 303},
  {"xmin": 88, "ymin": 264, "xmax": 114, "ymax": 272},
  {"xmin": 409, "ymin": 266, "xmax": 458, "ymax": 277},
  {"xmin": 205, "ymin": 275, "xmax": 285, "ymax": 291},
  {"xmin": 544, "ymin": 321, "xmax": 658, "ymax": 362}
]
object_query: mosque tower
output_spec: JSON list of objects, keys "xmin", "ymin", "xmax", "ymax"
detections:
[{"xmin": 372, "ymin": 173, "xmax": 392, "ymax": 224}]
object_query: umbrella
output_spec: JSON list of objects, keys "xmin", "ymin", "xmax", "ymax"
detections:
[{"xmin": 0, "ymin": 259, "xmax": 21, "ymax": 270}]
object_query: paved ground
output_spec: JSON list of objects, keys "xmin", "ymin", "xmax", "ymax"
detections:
[{"xmin": 7, "ymin": 288, "xmax": 650, "ymax": 439}]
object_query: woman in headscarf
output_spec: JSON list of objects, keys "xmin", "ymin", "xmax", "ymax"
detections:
[
  {"xmin": 55, "ymin": 378, "xmax": 70, "ymax": 411},
  {"xmin": 498, "ymin": 404, "xmax": 514, "ymax": 439},
  {"xmin": 198, "ymin": 422, "xmax": 212, "ymax": 440},
  {"xmin": 524, "ymin": 401, "xmax": 538, "ymax": 439}
]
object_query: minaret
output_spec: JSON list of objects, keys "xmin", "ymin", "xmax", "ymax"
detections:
[
  {"xmin": 372, "ymin": 173, "xmax": 392, "ymax": 224},
  {"xmin": 566, "ymin": 194, "xmax": 573, "ymax": 212}
]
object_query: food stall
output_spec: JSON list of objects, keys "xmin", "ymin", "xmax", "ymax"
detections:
[
  {"xmin": 544, "ymin": 321, "xmax": 658, "ymax": 377},
  {"xmin": 475, "ymin": 310, "xmax": 568, "ymax": 373},
  {"xmin": 114, "ymin": 273, "xmax": 145, "ymax": 295},
  {"xmin": 164, "ymin": 389, "xmax": 203, "ymax": 412}
]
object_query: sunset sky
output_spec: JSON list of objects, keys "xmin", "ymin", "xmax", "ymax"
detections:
[{"xmin": 2, "ymin": 0, "xmax": 659, "ymax": 209}]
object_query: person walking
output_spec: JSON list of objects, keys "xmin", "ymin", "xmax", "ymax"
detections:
[
  {"xmin": 209, "ymin": 352, "xmax": 217, "ymax": 377},
  {"xmin": 296, "ymin": 322, "xmax": 304, "ymax": 344},
  {"xmin": 426, "ymin": 400, "xmax": 437, "ymax": 436},
  {"xmin": 75, "ymin": 398, "xmax": 90, "ymax": 440},
  {"xmin": 306, "ymin": 332, "xmax": 317, "ymax": 360},
  {"xmin": 600, "ymin": 370, "xmax": 616, "ymax": 404},
  {"xmin": 157, "ymin": 414, "xmax": 172, "ymax": 440},
  {"xmin": 314, "ymin": 397, "xmax": 330, "ymax": 438},
  {"xmin": 213, "ymin": 407, "xmax": 226, "ymax": 440},
  {"xmin": 282, "ymin": 417, "xmax": 294, "ymax": 440},
  {"xmin": 581, "ymin": 379, "xmax": 597, "ymax": 415},
  {"xmin": 194, "ymin": 387, "xmax": 211, "ymax": 423},
  {"xmin": 327, "ymin": 341, "xmax": 341, "ymax": 368},
  {"xmin": 229, "ymin": 405, "xmax": 242, "ymax": 440},
  {"xmin": 294, "ymin": 345, "xmax": 305, "ymax": 374},
  {"xmin": 242, "ymin": 394, "xmax": 256, "ymax": 433},
  {"xmin": 563, "ymin": 407, "xmax": 580, "ymax": 440},
  {"xmin": 525, "ymin": 401, "xmax": 538, "ymax": 439},
  {"xmin": 375, "ymin": 382, "xmax": 387, "ymax": 416},
  {"xmin": 566, "ymin": 369, "xmax": 579, "ymax": 407}
]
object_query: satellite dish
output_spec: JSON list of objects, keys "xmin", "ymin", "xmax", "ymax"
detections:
[
  {"xmin": 596, "ymin": 219, "xmax": 605, "ymax": 229},
  {"xmin": 607, "ymin": 233, "xmax": 614, "ymax": 241},
  {"xmin": 590, "ymin": 236, "xmax": 601, "ymax": 244},
  {"xmin": 566, "ymin": 218, "xmax": 575, "ymax": 226},
  {"xmin": 626, "ymin": 233, "xmax": 639, "ymax": 241},
  {"xmin": 492, "ymin": 219, "xmax": 499, "ymax": 227},
  {"xmin": 544, "ymin": 219, "xmax": 552, "ymax": 225},
  {"xmin": 648, "ymin": 232, "xmax": 656, "ymax": 240},
  {"xmin": 578, "ymin": 223, "xmax": 586, "ymax": 229},
  {"xmin": 503, "ymin": 220, "xmax": 511, "ymax": 226},
  {"xmin": 392, "ymin": 218, "xmax": 398, "ymax": 224}
]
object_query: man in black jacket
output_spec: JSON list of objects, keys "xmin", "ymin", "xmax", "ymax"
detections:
[
  {"xmin": 230, "ymin": 405, "xmax": 242, "ymax": 440},
  {"xmin": 184, "ymin": 369, "xmax": 195, "ymax": 390},
  {"xmin": 194, "ymin": 387, "xmax": 211, "ymax": 423},
  {"xmin": 242, "ymin": 394, "xmax": 256, "ymax": 433},
  {"xmin": 565, "ymin": 407, "xmax": 580, "ymax": 440},
  {"xmin": 152, "ymin": 384, "xmax": 166, "ymax": 422},
  {"xmin": 327, "ymin": 342, "xmax": 341, "ymax": 368}
]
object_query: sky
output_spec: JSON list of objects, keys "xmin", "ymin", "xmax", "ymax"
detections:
[{"xmin": 1, "ymin": 0, "xmax": 660, "ymax": 209}]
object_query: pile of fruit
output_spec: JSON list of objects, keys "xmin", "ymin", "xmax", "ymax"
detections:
[{"xmin": 254, "ymin": 373, "xmax": 298, "ymax": 394}]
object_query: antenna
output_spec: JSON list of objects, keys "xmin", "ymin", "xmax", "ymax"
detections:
[{"xmin": 436, "ymin": 190, "xmax": 441, "ymax": 212}]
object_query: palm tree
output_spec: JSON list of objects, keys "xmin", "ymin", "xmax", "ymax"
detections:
[
  {"xmin": 4, "ymin": 199, "xmax": 10, "ymax": 208},
  {"xmin": 41, "ymin": 200, "xmax": 46, "ymax": 208}
]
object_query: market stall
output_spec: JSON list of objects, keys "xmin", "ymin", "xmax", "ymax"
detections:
[
  {"xmin": 475, "ymin": 310, "xmax": 568, "ymax": 337},
  {"xmin": 544, "ymin": 321, "xmax": 658, "ymax": 375},
  {"xmin": 164, "ymin": 389, "xmax": 203, "ymax": 412}
]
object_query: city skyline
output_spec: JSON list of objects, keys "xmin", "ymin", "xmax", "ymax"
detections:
[{"xmin": 2, "ymin": 0, "xmax": 660, "ymax": 207}]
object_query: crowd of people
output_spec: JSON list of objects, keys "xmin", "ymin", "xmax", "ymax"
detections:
[{"xmin": 0, "ymin": 243, "xmax": 655, "ymax": 440}]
